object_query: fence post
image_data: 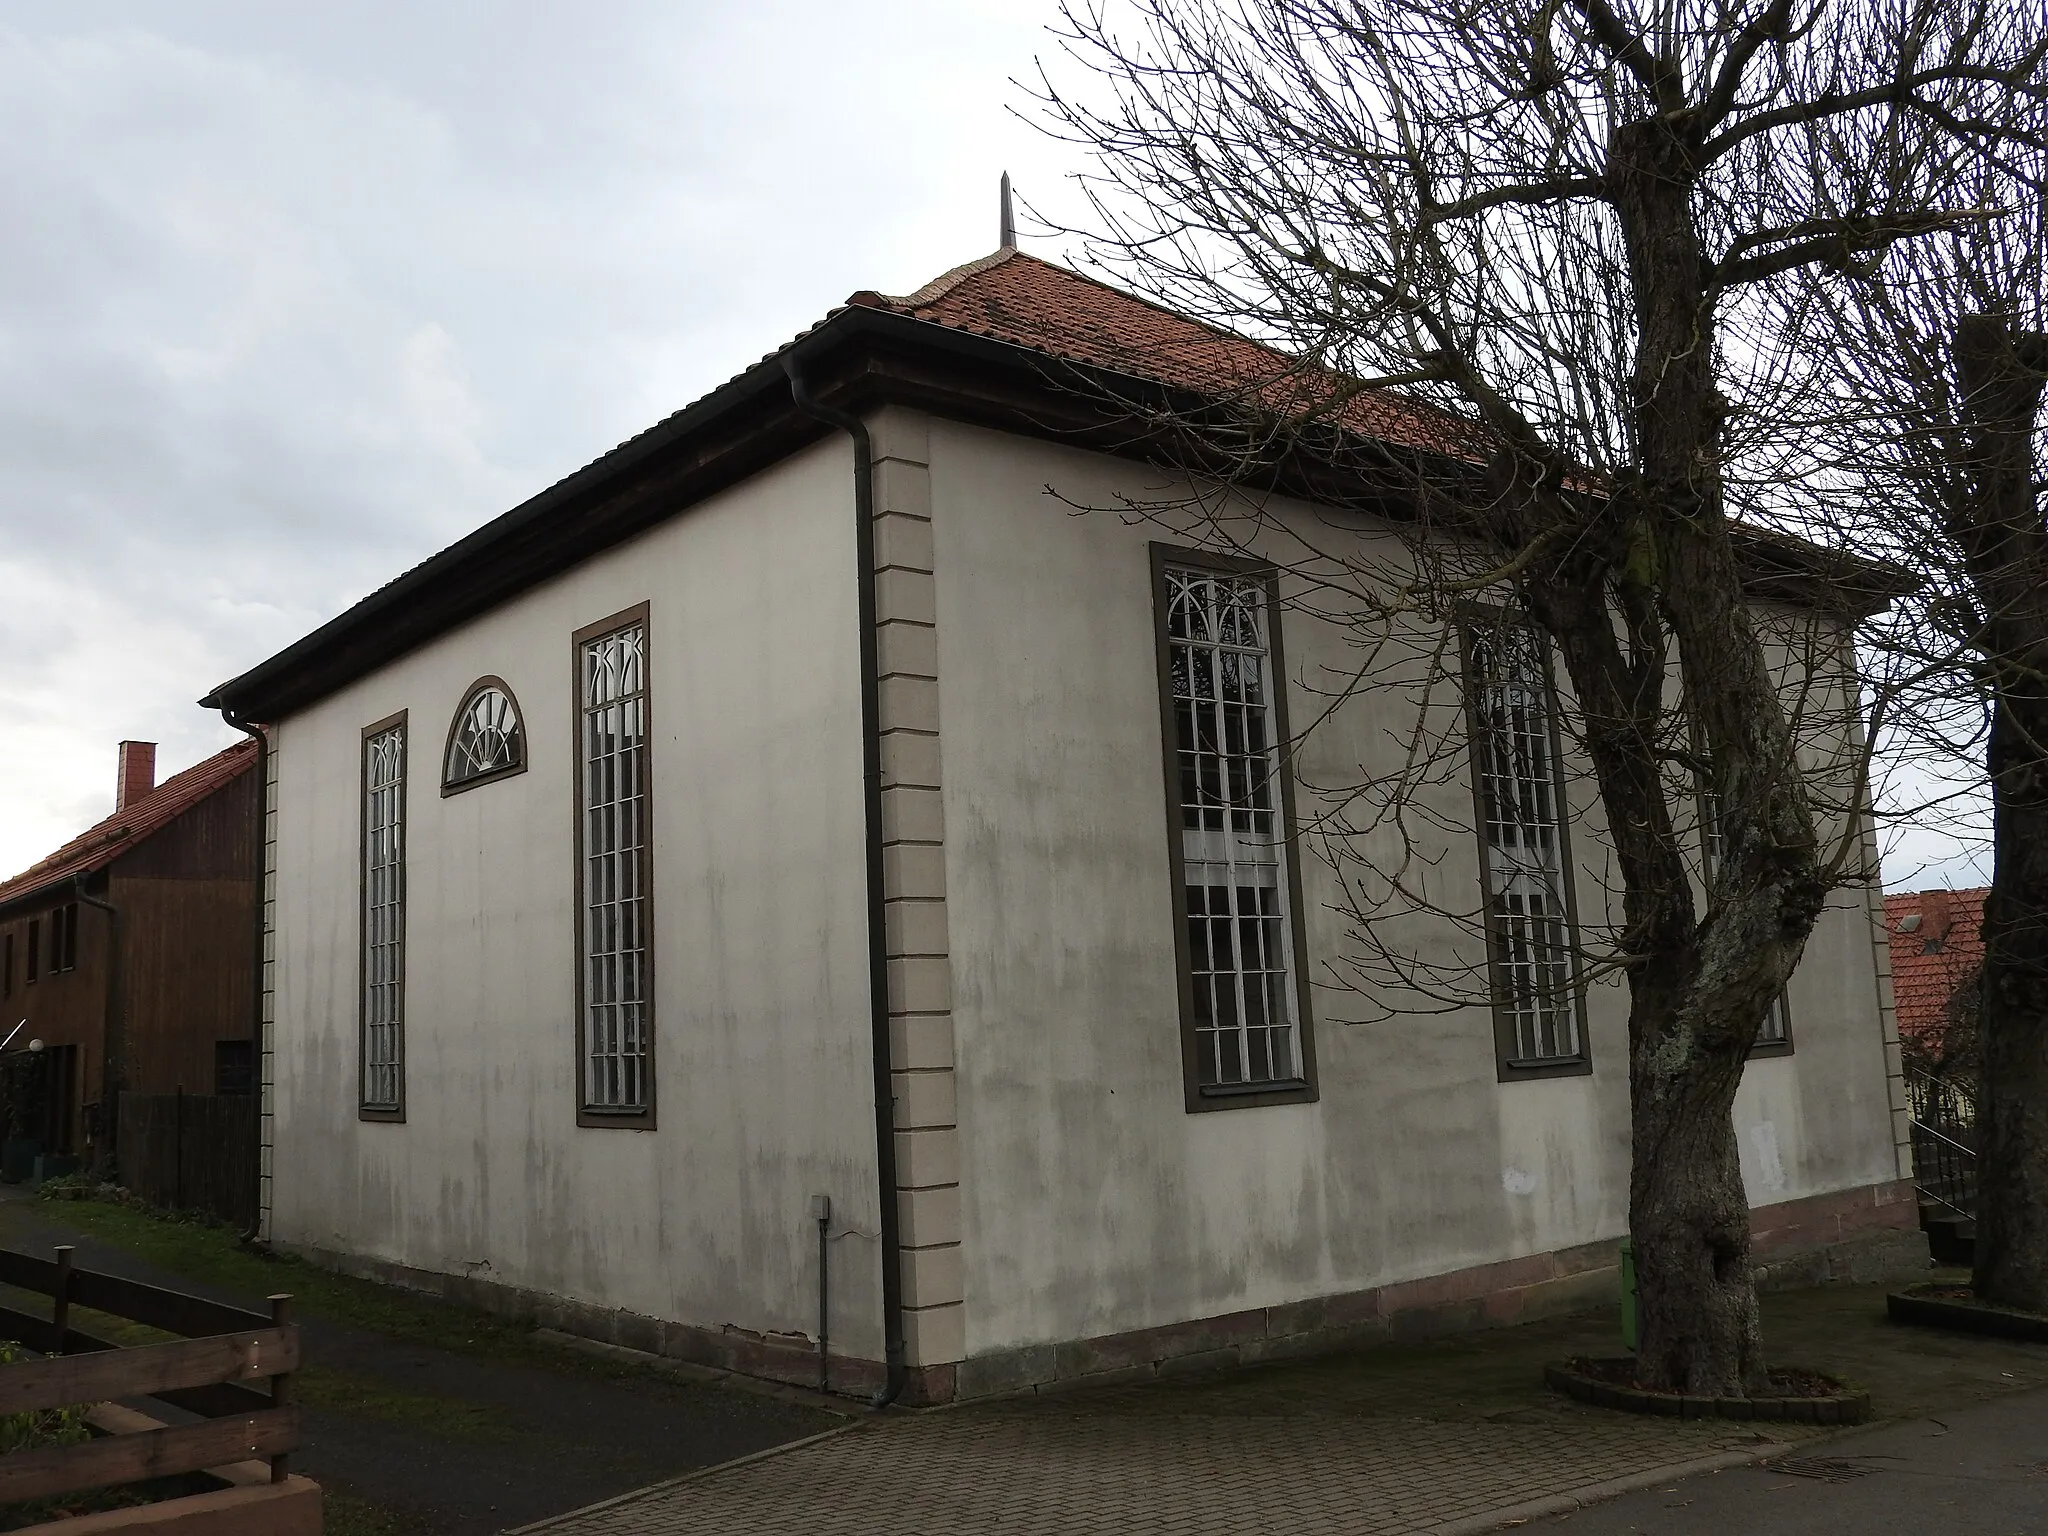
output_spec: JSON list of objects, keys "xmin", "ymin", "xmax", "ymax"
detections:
[
  {"xmin": 52, "ymin": 1244, "xmax": 74, "ymax": 1353},
  {"xmin": 174, "ymin": 1085, "xmax": 184, "ymax": 1211},
  {"xmin": 268, "ymin": 1293, "xmax": 292, "ymax": 1483}
]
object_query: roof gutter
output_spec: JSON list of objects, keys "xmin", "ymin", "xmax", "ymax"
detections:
[
  {"xmin": 782, "ymin": 353, "xmax": 907, "ymax": 1409},
  {"xmin": 199, "ymin": 296, "xmax": 1901, "ymax": 727}
]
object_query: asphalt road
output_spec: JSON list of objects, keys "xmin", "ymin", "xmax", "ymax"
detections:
[{"xmin": 1529, "ymin": 1386, "xmax": 2048, "ymax": 1536}]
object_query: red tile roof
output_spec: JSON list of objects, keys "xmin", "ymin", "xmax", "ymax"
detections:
[
  {"xmin": 208, "ymin": 245, "xmax": 1908, "ymax": 725},
  {"xmin": 0, "ymin": 739, "xmax": 259, "ymax": 909},
  {"xmin": 1884, "ymin": 887, "xmax": 1987, "ymax": 1043},
  {"xmin": 851, "ymin": 249, "xmax": 1481, "ymax": 459}
]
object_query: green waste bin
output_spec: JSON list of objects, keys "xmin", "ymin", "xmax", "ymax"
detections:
[{"xmin": 1619, "ymin": 1237, "xmax": 1638, "ymax": 1352}]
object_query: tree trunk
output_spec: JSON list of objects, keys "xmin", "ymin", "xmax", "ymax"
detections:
[
  {"xmin": 1576, "ymin": 113, "xmax": 1825, "ymax": 1396},
  {"xmin": 1531, "ymin": 518, "xmax": 1797, "ymax": 1395},
  {"xmin": 1631, "ymin": 1050, "xmax": 1764, "ymax": 1391},
  {"xmin": 1954, "ymin": 312, "xmax": 2048, "ymax": 1312},
  {"xmin": 1975, "ymin": 688, "xmax": 2048, "ymax": 1311}
]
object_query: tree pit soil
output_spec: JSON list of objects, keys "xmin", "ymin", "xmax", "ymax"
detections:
[
  {"xmin": 1889, "ymin": 1283, "xmax": 2048, "ymax": 1344},
  {"xmin": 1545, "ymin": 1356, "xmax": 1871, "ymax": 1424}
]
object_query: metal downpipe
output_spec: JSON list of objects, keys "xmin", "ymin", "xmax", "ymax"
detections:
[
  {"xmin": 70, "ymin": 875, "xmax": 120, "ymax": 1176},
  {"xmin": 218, "ymin": 711, "xmax": 270, "ymax": 1245},
  {"xmin": 783, "ymin": 353, "xmax": 908, "ymax": 1409}
]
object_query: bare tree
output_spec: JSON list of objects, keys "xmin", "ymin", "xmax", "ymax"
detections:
[
  {"xmin": 1795, "ymin": 128, "xmax": 2048, "ymax": 1309},
  {"xmin": 1029, "ymin": 0, "xmax": 2045, "ymax": 1391}
]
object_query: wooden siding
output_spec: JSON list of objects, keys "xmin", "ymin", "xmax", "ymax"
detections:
[
  {"xmin": 0, "ymin": 898, "xmax": 110, "ymax": 1157},
  {"xmin": 109, "ymin": 873, "xmax": 257, "ymax": 1098},
  {"xmin": 0, "ymin": 764, "xmax": 259, "ymax": 1163},
  {"xmin": 113, "ymin": 768, "xmax": 259, "ymax": 882},
  {"xmin": 117, "ymin": 1093, "xmax": 258, "ymax": 1226}
]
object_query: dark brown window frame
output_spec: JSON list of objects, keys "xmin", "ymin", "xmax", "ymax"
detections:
[
  {"xmin": 571, "ymin": 602, "xmax": 657, "ymax": 1131},
  {"xmin": 49, "ymin": 903, "xmax": 78, "ymax": 974},
  {"xmin": 1749, "ymin": 990, "xmax": 1796, "ymax": 1058},
  {"xmin": 26, "ymin": 919, "xmax": 39, "ymax": 984},
  {"xmin": 1459, "ymin": 608, "xmax": 1593, "ymax": 1082},
  {"xmin": 215, "ymin": 1039, "xmax": 256, "ymax": 1096},
  {"xmin": 441, "ymin": 674, "xmax": 530, "ymax": 797},
  {"xmin": 359, "ymin": 710, "xmax": 409, "ymax": 1123},
  {"xmin": 2, "ymin": 931, "xmax": 11, "ymax": 996},
  {"xmin": 1150, "ymin": 543, "xmax": 1320, "ymax": 1114}
]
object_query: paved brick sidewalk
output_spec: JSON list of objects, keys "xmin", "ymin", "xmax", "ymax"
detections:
[
  {"xmin": 509, "ymin": 1281, "xmax": 2048, "ymax": 1536},
  {"xmin": 512, "ymin": 1406, "xmax": 1794, "ymax": 1536}
]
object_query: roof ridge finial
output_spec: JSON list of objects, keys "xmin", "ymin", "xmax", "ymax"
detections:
[{"xmin": 1000, "ymin": 171, "xmax": 1016, "ymax": 250}]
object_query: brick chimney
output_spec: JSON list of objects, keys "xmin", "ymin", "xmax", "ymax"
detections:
[{"xmin": 116, "ymin": 740, "xmax": 157, "ymax": 811}]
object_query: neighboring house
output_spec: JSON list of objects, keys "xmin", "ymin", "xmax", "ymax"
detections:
[
  {"xmin": 0, "ymin": 739, "xmax": 261, "ymax": 1213},
  {"xmin": 203, "ymin": 245, "xmax": 1918, "ymax": 1404},
  {"xmin": 1884, "ymin": 887, "xmax": 1987, "ymax": 1057}
]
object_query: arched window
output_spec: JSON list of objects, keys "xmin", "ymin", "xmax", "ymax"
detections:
[{"xmin": 442, "ymin": 678, "xmax": 526, "ymax": 794}]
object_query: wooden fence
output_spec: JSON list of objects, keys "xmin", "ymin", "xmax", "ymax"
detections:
[
  {"xmin": 117, "ymin": 1092, "xmax": 256, "ymax": 1228},
  {"xmin": 0, "ymin": 1244, "xmax": 298, "ymax": 1509}
]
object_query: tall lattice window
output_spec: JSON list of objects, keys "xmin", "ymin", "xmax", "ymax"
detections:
[
  {"xmin": 361, "ymin": 719, "xmax": 406, "ymax": 1114},
  {"xmin": 1468, "ymin": 622, "xmax": 1583, "ymax": 1069},
  {"xmin": 443, "ymin": 679, "xmax": 525, "ymax": 793},
  {"xmin": 1161, "ymin": 561, "xmax": 1308, "ymax": 1099},
  {"xmin": 579, "ymin": 616, "xmax": 651, "ymax": 1117},
  {"xmin": 1698, "ymin": 784, "xmax": 1793, "ymax": 1050}
]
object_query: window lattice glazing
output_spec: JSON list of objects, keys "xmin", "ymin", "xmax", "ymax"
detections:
[
  {"xmin": 445, "ymin": 684, "xmax": 523, "ymax": 787},
  {"xmin": 581, "ymin": 624, "xmax": 649, "ymax": 1112},
  {"xmin": 362, "ymin": 724, "xmax": 406, "ymax": 1109},
  {"xmin": 1471, "ymin": 625, "xmax": 1581, "ymax": 1064},
  {"xmin": 1166, "ymin": 567, "xmax": 1298, "ymax": 1089}
]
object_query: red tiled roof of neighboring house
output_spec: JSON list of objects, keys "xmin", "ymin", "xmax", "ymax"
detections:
[
  {"xmin": 850, "ymin": 248, "xmax": 1484, "ymax": 460},
  {"xmin": 0, "ymin": 739, "xmax": 259, "ymax": 910},
  {"xmin": 1884, "ymin": 887, "xmax": 1987, "ymax": 1043}
]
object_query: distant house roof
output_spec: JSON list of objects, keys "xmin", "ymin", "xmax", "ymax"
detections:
[
  {"xmin": 1884, "ymin": 887, "xmax": 1987, "ymax": 1042},
  {"xmin": 0, "ymin": 739, "xmax": 259, "ymax": 913},
  {"xmin": 203, "ymin": 247, "xmax": 1901, "ymax": 725}
]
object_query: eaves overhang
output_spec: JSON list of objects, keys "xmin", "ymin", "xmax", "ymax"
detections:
[
  {"xmin": 201, "ymin": 303, "xmax": 1900, "ymax": 723},
  {"xmin": 200, "ymin": 304, "xmax": 1217, "ymax": 724}
]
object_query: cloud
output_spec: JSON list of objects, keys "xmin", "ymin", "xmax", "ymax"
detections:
[
  {"xmin": 0, "ymin": 2, "xmax": 1070, "ymax": 876},
  {"xmin": 7, "ymin": 2, "xmax": 1964, "ymax": 899}
]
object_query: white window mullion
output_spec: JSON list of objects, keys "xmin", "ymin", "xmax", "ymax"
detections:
[
  {"xmin": 1166, "ymin": 566, "xmax": 1300, "ymax": 1091},
  {"xmin": 362, "ymin": 723, "xmax": 406, "ymax": 1111},
  {"xmin": 1473, "ymin": 626, "xmax": 1580, "ymax": 1066},
  {"xmin": 580, "ymin": 624, "xmax": 650, "ymax": 1113}
]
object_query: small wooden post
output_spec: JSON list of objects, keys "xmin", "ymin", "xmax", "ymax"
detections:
[
  {"xmin": 52, "ymin": 1245, "xmax": 74, "ymax": 1354},
  {"xmin": 267, "ymin": 1294, "xmax": 292, "ymax": 1483}
]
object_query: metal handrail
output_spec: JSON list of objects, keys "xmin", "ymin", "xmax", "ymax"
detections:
[
  {"xmin": 1913, "ymin": 1118, "xmax": 1977, "ymax": 1162},
  {"xmin": 1904, "ymin": 1065, "xmax": 1979, "ymax": 1220},
  {"xmin": 1905, "ymin": 1065, "xmax": 1978, "ymax": 1126}
]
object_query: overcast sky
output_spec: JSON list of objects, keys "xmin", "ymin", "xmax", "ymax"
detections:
[
  {"xmin": 0, "ymin": 1, "xmax": 1080, "ymax": 878},
  {"xmin": 0, "ymin": 2, "xmax": 1984, "ymax": 890}
]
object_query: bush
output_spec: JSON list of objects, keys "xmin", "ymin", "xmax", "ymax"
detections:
[
  {"xmin": 33, "ymin": 1172, "xmax": 106, "ymax": 1203},
  {"xmin": 0, "ymin": 1340, "xmax": 90, "ymax": 1454}
]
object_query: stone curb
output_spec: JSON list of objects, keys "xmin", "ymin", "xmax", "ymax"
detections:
[
  {"xmin": 1425, "ymin": 1429, "xmax": 1854, "ymax": 1535},
  {"xmin": 498, "ymin": 1423, "xmax": 870, "ymax": 1534},
  {"xmin": 1887, "ymin": 1288, "xmax": 2048, "ymax": 1344},
  {"xmin": 1545, "ymin": 1359, "xmax": 1872, "ymax": 1424},
  {"xmin": 530, "ymin": 1327, "xmax": 860, "ymax": 1415}
]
